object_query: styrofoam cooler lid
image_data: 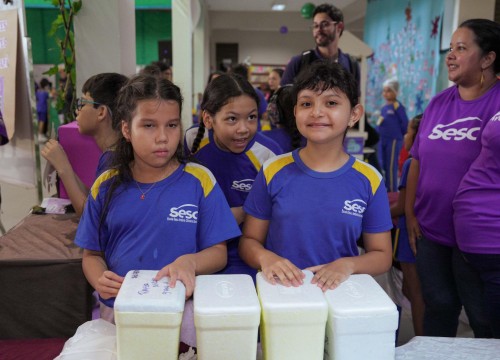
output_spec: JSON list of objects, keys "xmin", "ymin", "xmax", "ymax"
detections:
[
  {"xmin": 194, "ymin": 274, "xmax": 261, "ymax": 315},
  {"xmin": 324, "ymin": 274, "xmax": 397, "ymax": 316},
  {"xmin": 256, "ymin": 270, "xmax": 327, "ymax": 311},
  {"xmin": 114, "ymin": 270, "xmax": 186, "ymax": 313}
]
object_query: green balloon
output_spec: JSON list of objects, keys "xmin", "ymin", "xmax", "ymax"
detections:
[{"xmin": 301, "ymin": 3, "xmax": 315, "ymax": 19}]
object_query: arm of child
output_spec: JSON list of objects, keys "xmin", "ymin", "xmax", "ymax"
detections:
[
  {"xmin": 231, "ymin": 206, "xmax": 246, "ymax": 225},
  {"xmin": 82, "ymin": 249, "xmax": 124, "ymax": 299},
  {"xmin": 154, "ymin": 242, "xmax": 227, "ymax": 298},
  {"xmin": 390, "ymin": 187, "xmax": 406, "ymax": 218},
  {"xmin": 239, "ymin": 214, "xmax": 304, "ymax": 287},
  {"xmin": 405, "ymin": 158, "xmax": 422, "ymax": 255},
  {"xmin": 41, "ymin": 139, "xmax": 89, "ymax": 216},
  {"xmin": 308, "ymin": 231, "xmax": 392, "ymax": 291}
]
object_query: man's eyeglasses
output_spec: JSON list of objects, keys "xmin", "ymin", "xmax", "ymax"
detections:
[
  {"xmin": 76, "ymin": 97, "xmax": 101, "ymax": 112},
  {"xmin": 310, "ymin": 21, "xmax": 338, "ymax": 31}
]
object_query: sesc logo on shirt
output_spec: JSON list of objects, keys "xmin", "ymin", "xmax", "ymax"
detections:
[
  {"xmin": 231, "ymin": 179, "xmax": 254, "ymax": 192},
  {"xmin": 167, "ymin": 204, "xmax": 198, "ymax": 223},
  {"xmin": 490, "ymin": 111, "xmax": 500, "ymax": 122},
  {"xmin": 428, "ymin": 117, "xmax": 481, "ymax": 141},
  {"xmin": 342, "ymin": 199, "xmax": 367, "ymax": 218}
]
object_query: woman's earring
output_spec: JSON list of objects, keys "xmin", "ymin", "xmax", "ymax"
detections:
[{"xmin": 480, "ymin": 69, "xmax": 485, "ymax": 88}]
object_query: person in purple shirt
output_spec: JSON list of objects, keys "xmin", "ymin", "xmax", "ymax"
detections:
[
  {"xmin": 405, "ymin": 19, "xmax": 500, "ymax": 338},
  {"xmin": 280, "ymin": 3, "xmax": 360, "ymax": 96},
  {"xmin": 452, "ymin": 19, "xmax": 500, "ymax": 339}
]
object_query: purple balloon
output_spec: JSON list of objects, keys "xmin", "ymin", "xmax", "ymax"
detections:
[{"xmin": 280, "ymin": 25, "xmax": 288, "ymax": 34}]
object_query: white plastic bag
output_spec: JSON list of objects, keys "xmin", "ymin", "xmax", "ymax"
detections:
[{"xmin": 54, "ymin": 319, "xmax": 117, "ymax": 360}]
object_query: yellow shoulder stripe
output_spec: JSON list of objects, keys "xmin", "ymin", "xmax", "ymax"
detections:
[
  {"xmin": 263, "ymin": 153, "xmax": 294, "ymax": 185},
  {"xmin": 245, "ymin": 150, "xmax": 261, "ymax": 171},
  {"xmin": 184, "ymin": 163, "xmax": 216, "ymax": 197},
  {"xmin": 90, "ymin": 169, "xmax": 119, "ymax": 200},
  {"xmin": 352, "ymin": 159, "xmax": 382, "ymax": 195},
  {"xmin": 197, "ymin": 137, "xmax": 210, "ymax": 152}
]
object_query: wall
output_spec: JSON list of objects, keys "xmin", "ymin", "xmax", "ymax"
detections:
[
  {"xmin": 210, "ymin": 10, "xmax": 370, "ymax": 68},
  {"xmin": 25, "ymin": 8, "xmax": 171, "ymax": 66}
]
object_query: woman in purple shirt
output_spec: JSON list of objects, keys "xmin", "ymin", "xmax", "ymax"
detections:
[
  {"xmin": 405, "ymin": 19, "xmax": 500, "ymax": 338},
  {"xmin": 452, "ymin": 21, "xmax": 500, "ymax": 339}
]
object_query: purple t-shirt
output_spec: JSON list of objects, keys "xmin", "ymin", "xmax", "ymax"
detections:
[
  {"xmin": 453, "ymin": 104, "xmax": 500, "ymax": 253},
  {"xmin": 411, "ymin": 82, "xmax": 500, "ymax": 247},
  {"xmin": 379, "ymin": 100, "xmax": 408, "ymax": 140}
]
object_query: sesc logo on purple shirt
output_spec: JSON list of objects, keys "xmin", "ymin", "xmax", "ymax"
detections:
[
  {"xmin": 428, "ymin": 117, "xmax": 481, "ymax": 141},
  {"xmin": 231, "ymin": 179, "xmax": 254, "ymax": 192}
]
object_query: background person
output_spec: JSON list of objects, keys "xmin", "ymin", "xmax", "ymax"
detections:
[
  {"xmin": 452, "ymin": 18, "xmax": 500, "ymax": 339},
  {"xmin": 281, "ymin": 3, "xmax": 360, "ymax": 96},
  {"xmin": 405, "ymin": 18, "xmax": 499, "ymax": 338}
]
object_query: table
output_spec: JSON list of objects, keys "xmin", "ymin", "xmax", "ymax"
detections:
[{"xmin": 0, "ymin": 213, "xmax": 93, "ymax": 339}]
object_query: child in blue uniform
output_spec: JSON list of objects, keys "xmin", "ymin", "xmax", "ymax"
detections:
[
  {"xmin": 390, "ymin": 114, "xmax": 424, "ymax": 335},
  {"xmin": 41, "ymin": 73, "xmax": 128, "ymax": 216},
  {"xmin": 377, "ymin": 78, "xmax": 409, "ymax": 192},
  {"xmin": 185, "ymin": 74, "xmax": 283, "ymax": 278},
  {"xmin": 240, "ymin": 60, "xmax": 393, "ymax": 290},
  {"xmin": 75, "ymin": 75, "xmax": 240, "ymax": 328},
  {"xmin": 263, "ymin": 84, "xmax": 305, "ymax": 152}
]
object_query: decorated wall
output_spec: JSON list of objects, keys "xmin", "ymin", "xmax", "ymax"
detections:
[{"xmin": 363, "ymin": 0, "xmax": 444, "ymax": 123}]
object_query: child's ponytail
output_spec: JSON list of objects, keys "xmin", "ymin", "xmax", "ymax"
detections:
[{"xmin": 191, "ymin": 121, "xmax": 206, "ymax": 154}]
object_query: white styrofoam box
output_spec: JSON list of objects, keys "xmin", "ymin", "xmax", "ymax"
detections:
[
  {"xmin": 194, "ymin": 274, "xmax": 261, "ymax": 360},
  {"xmin": 114, "ymin": 270, "xmax": 186, "ymax": 360},
  {"xmin": 257, "ymin": 270, "xmax": 328, "ymax": 360},
  {"xmin": 323, "ymin": 274, "xmax": 399, "ymax": 360}
]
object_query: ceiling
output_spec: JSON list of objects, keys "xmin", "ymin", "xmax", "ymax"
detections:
[
  {"xmin": 203, "ymin": 0, "xmax": 361, "ymax": 12},
  {"xmin": 203, "ymin": 0, "xmax": 367, "ymax": 38}
]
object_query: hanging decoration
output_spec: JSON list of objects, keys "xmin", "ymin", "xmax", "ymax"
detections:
[{"xmin": 300, "ymin": 3, "xmax": 315, "ymax": 19}]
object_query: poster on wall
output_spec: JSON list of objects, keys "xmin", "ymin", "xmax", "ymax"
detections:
[{"xmin": 0, "ymin": 9, "xmax": 18, "ymax": 139}]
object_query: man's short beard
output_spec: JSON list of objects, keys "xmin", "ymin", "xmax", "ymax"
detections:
[{"xmin": 315, "ymin": 32, "xmax": 336, "ymax": 47}]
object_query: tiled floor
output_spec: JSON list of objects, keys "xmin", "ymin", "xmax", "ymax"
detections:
[{"xmin": 0, "ymin": 157, "xmax": 474, "ymax": 346}]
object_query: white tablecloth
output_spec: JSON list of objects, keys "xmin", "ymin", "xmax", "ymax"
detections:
[{"xmin": 396, "ymin": 336, "xmax": 500, "ymax": 359}]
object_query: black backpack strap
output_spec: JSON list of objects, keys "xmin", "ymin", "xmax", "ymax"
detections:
[
  {"xmin": 348, "ymin": 55, "xmax": 360, "ymax": 81},
  {"xmin": 298, "ymin": 49, "xmax": 315, "ymax": 76}
]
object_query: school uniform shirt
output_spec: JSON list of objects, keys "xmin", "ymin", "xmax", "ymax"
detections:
[
  {"xmin": 75, "ymin": 162, "xmax": 241, "ymax": 307},
  {"xmin": 379, "ymin": 101, "xmax": 408, "ymax": 140},
  {"xmin": 411, "ymin": 82, "xmax": 500, "ymax": 247},
  {"xmin": 95, "ymin": 150, "xmax": 113, "ymax": 177},
  {"xmin": 262, "ymin": 128, "xmax": 307, "ymax": 153},
  {"xmin": 243, "ymin": 151, "xmax": 393, "ymax": 269},
  {"xmin": 453, "ymin": 106, "xmax": 500, "ymax": 254},
  {"xmin": 184, "ymin": 128, "xmax": 283, "ymax": 276}
]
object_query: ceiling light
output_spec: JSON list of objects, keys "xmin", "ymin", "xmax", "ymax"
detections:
[{"xmin": 272, "ymin": 4, "xmax": 286, "ymax": 11}]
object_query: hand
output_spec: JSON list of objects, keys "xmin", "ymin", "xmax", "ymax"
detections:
[
  {"xmin": 96, "ymin": 270, "xmax": 124, "ymax": 299},
  {"xmin": 307, "ymin": 258, "xmax": 354, "ymax": 291},
  {"xmin": 40, "ymin": 139, "xmax": 71, "ymax": 173},
  {"xmin": 155, "ymin": 254, "xmax": 197, "ymax": 298},
  {"xmin": 259, "ymin": 251, "xmax": 305, "ymax": 287},
  {"xmin": 406, "ymin": 214, "xmax": 421, "ymax": 255}
]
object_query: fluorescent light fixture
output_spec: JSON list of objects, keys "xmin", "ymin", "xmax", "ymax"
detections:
[{"xmin": 272, "ymin": 4, "xmax": 286, "ymax": 11}]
